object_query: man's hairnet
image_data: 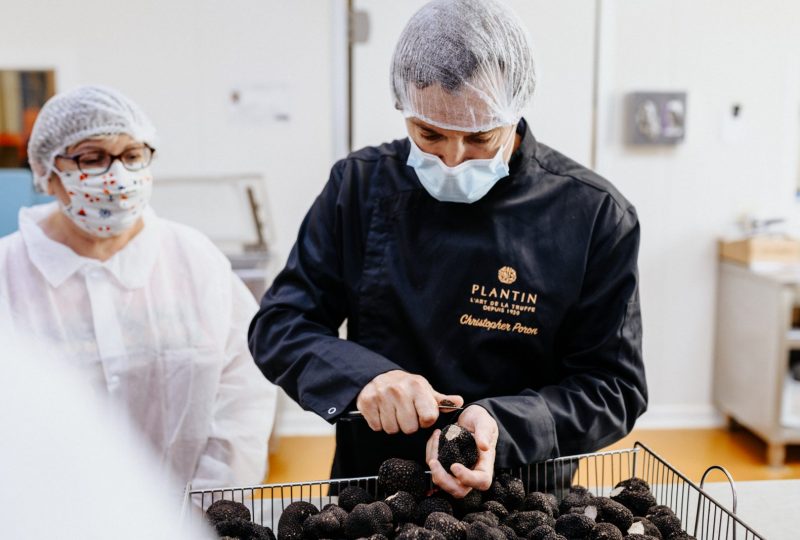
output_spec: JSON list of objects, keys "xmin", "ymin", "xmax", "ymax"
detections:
[
  {"xmin": 391, "ymin": 0, "xmax": 536, "ymax": 133},
  {"xmin": 27, "ymin": 85, "xmax": 157, "ymax": 192}
]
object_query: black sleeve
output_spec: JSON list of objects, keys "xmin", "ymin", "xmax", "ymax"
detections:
[
  {"xmin": 473, "ymin": 205, "xmax": 647, "ymax": 466},
  {"xmin": 248, "ymin": 162, "xmax": 401, "ymax": 422}
]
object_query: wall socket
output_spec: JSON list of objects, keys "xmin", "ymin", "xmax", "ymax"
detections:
[{"xmin": 626, "ymin": 91, "xmax": 687, "ymax": 145}]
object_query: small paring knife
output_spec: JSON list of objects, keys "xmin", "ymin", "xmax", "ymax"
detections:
[{"xmin": 339, "ymin": 404, "xmax": 464, "ymax": 422}]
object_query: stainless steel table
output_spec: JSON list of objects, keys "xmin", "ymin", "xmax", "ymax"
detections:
[{"xmin": 703, "ymin": 480, "xmax": 800, "ymax": 538}]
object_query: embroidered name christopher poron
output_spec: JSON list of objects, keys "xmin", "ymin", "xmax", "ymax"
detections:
[{"xmin": 459, "ymin": 314, "xmax": 538, "ymax": 335}]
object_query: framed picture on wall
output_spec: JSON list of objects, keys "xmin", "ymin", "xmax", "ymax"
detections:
[{"xmin": 0, "ymin": 70, "xmax": 55, "ymax": 168}]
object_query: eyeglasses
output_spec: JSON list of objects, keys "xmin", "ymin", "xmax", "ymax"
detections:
[{"xmin": 56, "ymin": 144, "xmax": 155, "ymax": 175}]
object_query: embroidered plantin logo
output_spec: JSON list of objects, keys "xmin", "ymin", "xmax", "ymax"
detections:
[{"xmin": 497, "ymin": 266, "xmax": 517, "ymax": 285}]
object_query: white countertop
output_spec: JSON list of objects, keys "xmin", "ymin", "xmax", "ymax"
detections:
[{"xmin": 702, "ymin": 480, "xmax": 800, "ymax": 539}]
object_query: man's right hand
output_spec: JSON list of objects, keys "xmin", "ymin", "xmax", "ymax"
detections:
[{"xmin": 356, "ymin": 370, "xmax": 464, "ymax": 434}]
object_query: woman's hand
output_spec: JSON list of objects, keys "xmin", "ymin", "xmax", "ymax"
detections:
[
  {"xmin": 356, "ymin": 370, "xmax": 463, "ymax": 434},
  {"xmin": 426, "ymin": 404, "xmax": 498, "ymax": 498}
]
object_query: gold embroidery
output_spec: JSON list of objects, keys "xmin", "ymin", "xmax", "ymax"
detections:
[
  {"xmin": 462, "ymin": 266, "xmax": 540, "ymax": 334},
  {"xmin": 498, "ymin": 266, "xmax": 517, "ymax": 284}
]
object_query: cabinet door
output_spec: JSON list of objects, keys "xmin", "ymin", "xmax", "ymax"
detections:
[{"xmin": 351, "ymin": 0, "xmax": 597, "ymax": 166}]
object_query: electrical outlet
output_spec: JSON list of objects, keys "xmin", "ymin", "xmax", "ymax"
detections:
[{"xmin": 626, "ymin": 91, "xmax": 687, "ymax": 145}]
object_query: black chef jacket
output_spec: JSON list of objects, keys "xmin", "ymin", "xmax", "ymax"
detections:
[{"xmin": 249, "ymin": 118, "xmax": 647, "ymax": 480}]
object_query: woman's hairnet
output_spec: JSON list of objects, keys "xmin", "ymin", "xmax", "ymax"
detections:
[
  {"xmin": 391, "ymin": 0, "xmax": 536, "ymax": 133},
  {"xmin": 27, "ymin": 85, "xmax": 156, "ymax": 192}
]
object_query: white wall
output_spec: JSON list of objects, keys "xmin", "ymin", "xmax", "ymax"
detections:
[
  {"xmin": 0, "ymin": 0, "xmax": 334, "ymax": 262},
  {"xmin": 596, "ymin": 0, "xmax": 800, "ymax": 427}
]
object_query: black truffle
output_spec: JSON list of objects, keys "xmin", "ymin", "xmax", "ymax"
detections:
[
  {"xmin": 207, "ymin": 499, "xmax": 252, "ymax": 525},
  {"xmin": 344, "ymin": 502, "xmax": 394, "ymax": 539},
  {"xmin": 321, "ymin": 503, "xmax": 348, "ymax": 524},
  {"xmin": 590, "ymin": 522, "xmax": 623, "ymax": 540},
  {"xmin": 278, "ymin": 501, "xmax": 319, "ymax": 540},
  {"xmin": 416, "ymin": 496, "xmax": 455, "ymax": 525},
  {"xmin": 522, "ymin": 493, "xmax": 558, "ymax": 518},
  {"xmin": 645, "ymin": 506, "xmax": 674, "ymax": 518},
  {"xmin": 398, "ymin": 522, "xmax": 423, "ymax": 535},
  {"xmin": 622, "ymin": 535, "xmax": 661, "ymax": 540},
  {"xmin": 303, "ymin": 508, "xmax": 345, "ymax": 539},
  {"xmin": 586, "ymin": 498, "xmax": 633, "ymax": 532},
  {"xmin": 615, "ymin": 478, "xmax": 651, "ymax": 492},
  {"xmin": 463, "ymin": 511, "xmax": 500, "ymax": 527},
  {"xmin": 627, "ymin": 518, "xmax": 662, "ymax": 539},
  {"xmin": 215, "ymin": 518, "xmax": 276, "ymax": 540},
  {"xmin": 425, "ymin": 511, "xmax": 468, "ymax": 540},
  {"xmin": 482, "ymin": 501, "xmax": 510, "ymax": 521},
  {"xmin": 379, "ymin": 458, "xmax": 428, "ymax": 499},
  {"xmin": 644, "ymin": 511, "xmax": 682, "ymax": 540},
  {"xmin": 527, "ymin": 525, "xmax": 567, "ymax": 540},
  {"xmin": 451, "ymin": 489, "xmax": 484, "ymax": 518},
  {"xmin": 609, "ymin": 480, "xmax": 656, "ymax": 517},
  {"xmin": 465, "ymin": 521, "xmax": 508, "ymax": 540},
  {"xmin": 558, "ymin": 486, "xmax": 594, "ymax": 516},
  {"xmin": 528, "ymin": 524, "xmax": 557, "ymax": 540},
  {"xmin": 438, "ymin": 425, "xmax": 479, "ymax": 474},
  {"xmin": 496, "ymin": 524, "xmax": 517, "ymax": 540},
  {"xmin": 386, "ymin": 491, "xmax": 419, "ymax": 524},
  {"xmin": 554, "ymin": 513, "xmax": 595, "ymax": 540},
  {"xmin": 485, "ymin": 474, "xmax": 525, "ymax": 511},
  {"xmin": 503, "ymin": 511, "xmax": 555, "ymax": 537},
  {"xmin": 397, "ymin": 525, "xmax": 448, "ymax": 540},
  {"xmin": 338, "ymin": 485, "xmax": 375, "ymax": 512}
]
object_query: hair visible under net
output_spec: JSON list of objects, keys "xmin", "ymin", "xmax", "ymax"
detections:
[
  {"xmin": 27, "ymin": 85, "xmax": 157, "ymax": 192},
  {"xmin": 391, "ymin": 0, "xmax": 536, "ymax": 133}
]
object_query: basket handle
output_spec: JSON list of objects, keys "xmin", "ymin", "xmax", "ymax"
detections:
[
  {"xmin": 699, "ymin": 465, "xmax": 738, "ymax": 514},
  {"xmin": 696, "ymin": 465, "xmax": 738, "ymax": 540}
]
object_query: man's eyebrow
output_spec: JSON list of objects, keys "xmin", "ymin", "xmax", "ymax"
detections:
[{"xmin": 414, "ymin": 121, "xmax": 443, "ymax": 135}]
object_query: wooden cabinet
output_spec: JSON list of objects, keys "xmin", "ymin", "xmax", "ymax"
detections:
[{"xmin": 714, "ymin": 262, "xmax": 800, "ymax": 466}]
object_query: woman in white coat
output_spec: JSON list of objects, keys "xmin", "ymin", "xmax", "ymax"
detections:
[{"xmin": 0, "ymin": 85, "xmax": 277, "ymax": 490}]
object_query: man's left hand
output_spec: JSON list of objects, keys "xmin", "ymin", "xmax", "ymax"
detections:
[{"xmin": 425, "ymin": 404, "xmax": 498, "ymax": 498}]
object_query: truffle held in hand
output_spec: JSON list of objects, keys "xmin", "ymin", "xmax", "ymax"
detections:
[{"xmin": 438, "ymin": 424, "xmax": 479, "ymax": 475}]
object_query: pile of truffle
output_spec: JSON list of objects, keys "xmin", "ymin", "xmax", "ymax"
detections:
[
  {"xmin": 206, "ymin": 463, "xmax": 695, "ymax": 540},
  {"xmin": 205, "ymin": 426, "xmax": 696, "ymax": 540}
]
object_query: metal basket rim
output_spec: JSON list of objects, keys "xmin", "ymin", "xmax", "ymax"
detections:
[
  {"xmin": 184, "ymin": 445, "xmax": 643, "ymax": 496},
  {"xmin": 182, "ymin": 442, "xmax": 765, "ymax": 538}
]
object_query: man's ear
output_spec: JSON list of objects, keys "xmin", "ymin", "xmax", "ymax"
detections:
[{"xmin": 46, "ymin": 173, "xmax": 57, "ymax": 196}]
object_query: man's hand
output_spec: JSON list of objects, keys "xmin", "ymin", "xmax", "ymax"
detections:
[
  {"xmin": 356, "ymin": 370, "xmax": 463, "ymax": 434},
  {"xmin": 426, "ymin": 404, "xmax": 498, "ymax": 498}
]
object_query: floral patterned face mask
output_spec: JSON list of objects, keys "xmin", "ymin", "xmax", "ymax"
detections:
[{"xmin": 54, "ymin": 160, "xmax": 153, "ymax": 238}]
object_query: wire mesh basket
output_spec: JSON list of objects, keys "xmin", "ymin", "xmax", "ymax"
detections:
[{"xmin": 182, "ymin": 441, "xmax": 765, "ymax": 539}]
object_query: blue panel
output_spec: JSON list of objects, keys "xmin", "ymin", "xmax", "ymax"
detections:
[{"xmin": 0, "ymin": 169, "xmax": 53, "ymax": 237}]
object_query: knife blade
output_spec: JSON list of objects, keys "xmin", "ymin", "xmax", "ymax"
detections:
[{"xmin": 339, "ymin": 404, "xmax": 464, "ymax": 422}]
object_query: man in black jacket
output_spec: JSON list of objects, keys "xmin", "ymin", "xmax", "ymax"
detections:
[{"xmin": 249, "ymin": 0, "xmax": 647, "ymax": 498}]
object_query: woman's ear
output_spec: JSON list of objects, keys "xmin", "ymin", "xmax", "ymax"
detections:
[{"xmin": 48, "ymin": 173, "xmax": 70, "ymax": 205}]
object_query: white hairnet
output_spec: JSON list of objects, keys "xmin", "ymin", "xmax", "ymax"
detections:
[
  {"xmin": 391, "ymin": 0, "xmax": 536, "ymax": 133},
  {"xmin": 27, "ymin": 85, "xmax": 157, "ymax": 192}
]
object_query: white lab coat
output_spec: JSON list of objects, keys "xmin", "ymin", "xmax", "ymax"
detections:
[{"xmin": 0, "ymin": 202, "xmax": 277, "ymax": 490}]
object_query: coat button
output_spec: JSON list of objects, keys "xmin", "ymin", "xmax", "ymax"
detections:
[{"xmin": 328, "ymin": 407, "xmax": 337, "ymax": 415}]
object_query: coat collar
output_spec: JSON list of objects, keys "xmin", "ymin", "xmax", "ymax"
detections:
[{"xmin": 19, "ymin": 202, "xmax": 160, "ymax": 290}]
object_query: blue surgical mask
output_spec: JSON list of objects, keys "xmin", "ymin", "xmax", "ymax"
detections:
[{"xmin": 407, "ymin": 132, "xmax": 513, "ymax": 203}]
